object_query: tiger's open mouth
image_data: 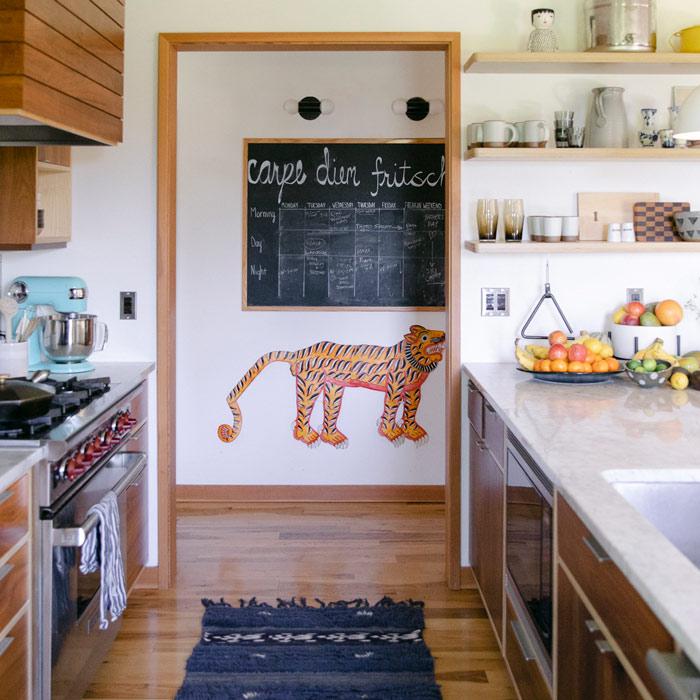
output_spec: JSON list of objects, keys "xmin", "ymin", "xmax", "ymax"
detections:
[{"xmin": 425, "ymin": 341, "xmax": 446, "ymax": 357}]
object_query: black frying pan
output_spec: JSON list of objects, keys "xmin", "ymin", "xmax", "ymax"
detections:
[{"xmin": 0, "ymin": 370, "xmax": 55, "ymax": 423}]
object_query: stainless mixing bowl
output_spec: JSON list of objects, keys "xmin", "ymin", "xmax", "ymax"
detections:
[{"xmin": 40, "ymin": 313, "xmax": 108, "ymax": 364}]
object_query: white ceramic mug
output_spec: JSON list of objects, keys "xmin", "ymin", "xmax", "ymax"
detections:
[
  {"xmin": 561, "ymin": 216, "xmax": 580, "ymax": 240},
  {"xmin": 543, "ymin": 217, "xmax": 563, "ymax": 240},
  {"xmin": 607, "ymin": 223, "xmax": 622, "ymax": 243},
  {"xmin": 467, "ymin": 122, "xmax": 483, "ymax": 148},
  {"xmin": 0, "ymin": 341, "xmax": 28, "ymax": 378},
  {"xmin": 516, "ymin": 120, "xmax": 550, "ymax": 147},
  {"xmin": 482, "ymin": 120, "xmax": 518, "ymax": 148},
  {"xmin": 528, "ymin": 215, "xmax": 545, "ymax": 242}
]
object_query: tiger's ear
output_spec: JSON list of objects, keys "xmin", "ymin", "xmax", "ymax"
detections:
[{"xmin": 409, "ymin": 325, "xmax": 426, "ymax": 335}]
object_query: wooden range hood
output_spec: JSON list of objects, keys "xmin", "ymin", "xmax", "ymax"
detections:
[{"xmin": 0, "ymin": 0, "xmax": 125, "ymax": 146}]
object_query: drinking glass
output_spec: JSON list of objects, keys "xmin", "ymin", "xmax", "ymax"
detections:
[
  {"xmin": 477, "ymin": 199, "xmax": 499, "ymax": 241},
  {"xmin": 555, "ymin": 110, "xmax": 574, "ymax": 148},
  {"xmin": 503, "ymin": 199, "xmax": 524, "ymax": 242},
  {"xmin": 568, "ymin": 127, "xmax": 585, "ymax": 148}
]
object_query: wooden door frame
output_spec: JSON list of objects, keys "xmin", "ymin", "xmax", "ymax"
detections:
[{"xmin": 157, "ymin": 32, "xmax": 462, "ymax": 590}]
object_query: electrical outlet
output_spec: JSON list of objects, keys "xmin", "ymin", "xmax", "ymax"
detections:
[
  {"xmin": 627, "ymin": 288, "xmax": 644, "ymax": 304},
  {"xmin": 120, "ymin": 291, "xmax": 136, "ymax": 320},
  {"xmin": 481, "ymin": 288, "xmax": 510, "ymax": 317}
]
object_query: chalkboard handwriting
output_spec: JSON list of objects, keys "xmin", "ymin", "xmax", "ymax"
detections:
[
  {"xmin": 316, "ymin": 147, "xmax": 361, "ymax": 188},
  {"xmin": 370, "ymin": 156, "xmax": 445, "ymax": 198},
  {"xmin": 248, "ymin": 158, "xmax": 307, "ymax": 204},
  {"xmin": 250, "ymin": 207, "xmax": 276, "ymax": 224},
  {"xmin": 250, "ymin": 237, "xmax": 264, "ymax": 254},
  {"xmin": 250, "ymin": 264, "xmax": 268, "ymax": 281}
]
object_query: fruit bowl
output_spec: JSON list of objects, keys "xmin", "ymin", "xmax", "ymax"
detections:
[
  {"xmin": 517, "ymin": 368, "xmax": 623, "ymax": 384},
  {"xmin": 624, "ymin": 360, "xmax": 674, "ymax": 388}
]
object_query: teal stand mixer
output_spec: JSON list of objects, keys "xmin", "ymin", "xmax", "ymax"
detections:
[{"xmin": 8, "ymin": 276, "xmax": 107, "ymax": 374}]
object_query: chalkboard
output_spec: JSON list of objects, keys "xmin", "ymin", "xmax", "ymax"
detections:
[{"xmin": 243, "ymin": 140, "xmax": 445, "ymax": 310}]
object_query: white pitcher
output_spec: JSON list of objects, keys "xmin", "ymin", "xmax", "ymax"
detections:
[{"xmin": 585, "ymin": 87, "xmax": 629, "ymax": 148}]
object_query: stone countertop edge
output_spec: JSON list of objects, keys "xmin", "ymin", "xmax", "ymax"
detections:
[
  {"xmin": 462, "ymin": 362, "xmax": 700, "ymax": 672},
  {"xmin": 0, "ymin": 447, "xmax": 46, "ymax": 493}
]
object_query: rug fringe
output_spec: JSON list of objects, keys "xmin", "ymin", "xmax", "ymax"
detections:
[{"xmin": 201, "ymin": 596, "xmax": 424, "ymax": 610}]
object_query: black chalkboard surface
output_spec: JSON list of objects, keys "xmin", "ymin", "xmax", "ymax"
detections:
[{"xmin": 243, "ymin": 140, "xmax": 445, "ymax": 310}]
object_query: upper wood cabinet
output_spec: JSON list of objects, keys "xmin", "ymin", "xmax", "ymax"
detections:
[{"xmin": 0, "ymin": 0, "xmax": 124, "ymax": 145}]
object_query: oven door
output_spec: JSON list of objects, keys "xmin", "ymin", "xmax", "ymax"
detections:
[
  {"xmin": 505, "ymin": 441, "xmax": 553, "ymax": 657},
  {"xmin": 46, "ymin": 451, "xmax": 146, "ymax": 700}
]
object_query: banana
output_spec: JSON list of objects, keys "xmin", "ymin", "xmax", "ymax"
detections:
[
  {"xmin": 633, "ymin": 338, "xmax": 680, "ymax": 367},
  {"xmin": 515, "ymin": 341, "xmax": 536, "ymax": 371},
  {"xmin": 526, "ymin": 344, "xmax": 549, "ymax": 360}
]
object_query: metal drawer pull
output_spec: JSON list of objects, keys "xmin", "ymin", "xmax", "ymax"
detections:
[
  {"xmin": 0, "ymin": 563, "xmax": 13, "ymax": 583},
  {"xmin": 583, "ymin": 534, "xmax": 611, "ymax": 563},
  {"xmin": 0, "ymin": 637, "xmax": 13, "ymax": 657},
  {"xmin": 585, "ymin": 619, "xmax": 600, "ymax": 634},
  {"xmin": 510, "ymin": 620, "xmax": 536, "ymax": 662},
  {"xmin": 647, "ymin": 650, "xmax": 700, "ymax": 700},
  {"xmin": 596, "ymin": 639, "xmax": 613, "ymax": 655},
  {"xmin": 52, "ymin": 512, "xmax": 100, "ymax": 548},
  {"xmin": 0, "ymin": 490, "xmax": 12, "ymax": 506}
]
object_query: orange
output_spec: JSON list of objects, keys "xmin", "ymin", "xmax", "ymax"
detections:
[
  {"xmin": 582, "ymin": 362, "xmax": 593, "ymax": 373},
  {"xmin": 585, "ymin": 350, "xmax": 596, "ymax": 364},
  {"xmin": 551, "ymin": 359, "xmax": 568, "ymax": 373},
  {"xmin": 568, "ymin": 361, "xmax": 585, "ymax": 373},
  {"xmin": 534, "ymin": 360, "xmax": 541, "ymax": 371},
  {"xmin": 593, "ymin": 360, "xmax": 609, "ymax": 373},
  {"xmin": 655, "ymin": 299, "xmax": 683, "ymax": 326},
  {"xmin": 539, "ymin": 359, "xmax": 552, "ymax": 373},
  {"xmin": 606, "ymin": 358, "xmax": 620, "ymax": 372}
]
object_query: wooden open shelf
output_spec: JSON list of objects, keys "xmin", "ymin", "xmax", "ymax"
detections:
[
  {"xmin": 465, "ymin": 147, "xmax": 700, "ymax": 161},
  {"xmin": 464, "ymin": 52, "xmax": 700, "ymax": 75},
  {"xmin": 465, "ymin": 240, "xmax": 700, "ymax": 254}
]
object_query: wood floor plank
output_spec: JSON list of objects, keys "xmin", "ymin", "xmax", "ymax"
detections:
[{"xmin": 85, "ymin": 503, "xmax": 514, "ymax": 699}]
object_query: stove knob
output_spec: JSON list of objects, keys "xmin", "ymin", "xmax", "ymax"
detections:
[
  {"xmin": 117, "ymin": 413, "xmax": 131, "ymax": 432},
  {"xmin": 56, "ymin": 458, "xmax": 70, "ymax": 482},
  {"xmin": 101, "ymin": 429, "xmax": 113, "ymax": 446},
  {"xmin": 76, "ymin": 447, "xmax": 93, "ymax": 469},
  {"xmin": 65, "ymin": 456, "xmax": 81, "ymax": 481},
  {"xmin": 111, "ymin": 413, "xmax": 122, "ymax": 433},
  {"xmin": 92, "ymin": 436, "xmax": 106, "ymax": 455}
]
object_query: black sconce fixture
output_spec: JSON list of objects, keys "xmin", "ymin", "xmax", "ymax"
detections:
[
  {"xmin": 283, "ymin": 96, "xmax": 335, "ymax": 121},
  {"xmin": 392, "ymin": 97, "xmax": 444, "ymax": 121}
]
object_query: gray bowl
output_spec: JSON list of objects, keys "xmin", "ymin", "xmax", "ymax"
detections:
[
  {"xmin": 624, "ymin": 361, "xmax": 673, "ymax": 388},
  {"xmin": 673, "ymin": 211, "xmax": 700, "ymax": 241}
]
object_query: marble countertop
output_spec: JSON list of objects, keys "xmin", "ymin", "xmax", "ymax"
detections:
[
  {"xmin": 463, "ymin": 363, "xmax": 700, "ymax": 671},
  {"xmin": 0, "ymin": 447, "xmax": 45, "ymax": 493}
]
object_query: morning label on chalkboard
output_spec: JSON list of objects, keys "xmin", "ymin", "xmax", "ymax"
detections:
[{"xmin": 243, "ymin": 140, "xmax": 446, "ymax": 310}]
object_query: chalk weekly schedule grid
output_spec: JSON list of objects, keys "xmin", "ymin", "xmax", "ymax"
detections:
[{"xmin": 243, "ymin": 140, "xmax": 446, "ymax": 310}]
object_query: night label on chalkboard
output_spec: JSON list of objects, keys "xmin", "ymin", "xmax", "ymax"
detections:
[{"xmin": 244, "ymin": 140, "xmax": 446, "ymax": 310}]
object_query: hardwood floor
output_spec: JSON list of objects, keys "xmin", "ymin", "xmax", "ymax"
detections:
[{"xmin": 85, "ymin": 503, "xmax": 516, "ymax": 699}]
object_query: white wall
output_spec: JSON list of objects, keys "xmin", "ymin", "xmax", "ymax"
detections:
[
  {"xmin": 176, "ymin": 51, "xmax": 446, "ymax": 486},
  {"xmin": 2, "ymin": 0, "xmax": 698, "ymax": 565}
]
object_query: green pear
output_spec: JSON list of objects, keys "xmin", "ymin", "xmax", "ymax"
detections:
[
  {"xmin": 679, "ymin": 357, "xmax": 700, "ymax": 373},
  {"xmin": 639, "ymin": 311, "xmax": 661, "ymax": 327}
]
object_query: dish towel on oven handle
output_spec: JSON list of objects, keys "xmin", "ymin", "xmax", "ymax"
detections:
[{"xmin": 79, "ymin": 490, "xmax": 127, "ymax": 629}]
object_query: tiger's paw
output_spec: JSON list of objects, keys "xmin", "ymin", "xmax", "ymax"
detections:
[
  {"xmin": 378, "ymin": 424, "xmax": 405, "ymax": 444},
  {"xmin": 321, "ymin": 430, "xmax": 349, "ymax": 449},
  {"xmin": 403, "ymin": 424, "xmax": 428, "ymax": 443},
  {"xmin": 293, "ymin": 426, "xmax": 320, "ymax": 447}
]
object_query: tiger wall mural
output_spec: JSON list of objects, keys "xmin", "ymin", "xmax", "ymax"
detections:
[{"xmin": 217, "ymin": 325, "xmax": 446, "ymax": 448}]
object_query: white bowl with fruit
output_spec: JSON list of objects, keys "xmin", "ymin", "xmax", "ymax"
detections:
[
  {"xmin": 608, "ymin": 299, "xmax": 685, "ymax": 360},
  {"xmin": 515, "ymin": 331, "xmax": 622, "ymax": 384}
]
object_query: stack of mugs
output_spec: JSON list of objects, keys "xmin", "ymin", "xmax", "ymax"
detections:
[
  {"xmin": 468, "ymin": 120, "xmax": 550, "ymax": 148},
  {"xmin": 527, "ymin": 216, "xmax": 580, "ymax": 243}
]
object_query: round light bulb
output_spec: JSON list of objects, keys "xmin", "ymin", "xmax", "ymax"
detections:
[{"xmin": 283, "ymin": 99, "xmax": 299, "ymax": 115}]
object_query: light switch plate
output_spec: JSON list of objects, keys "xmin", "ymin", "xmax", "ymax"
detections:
[
  {"xmin": 481, "ymin": 288, "xmax": 510, "ymax": 317},
  {"xmin": 627, "ymin": 288, "xmax": 644, "ymax": 304},
  {"xmin": 120, "ymin": 291, "xmax": 136, "ymax": 320}
]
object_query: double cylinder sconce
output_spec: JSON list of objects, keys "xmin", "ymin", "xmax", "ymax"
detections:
[
  {"xmin": 283, "ymin": 96, "xmax": 335, "ymax": 121},
  {"xmin": 392, "ymin": 97, "xmax": 444, "ymax": 121}
]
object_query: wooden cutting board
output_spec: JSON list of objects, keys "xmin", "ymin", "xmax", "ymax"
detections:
[
  {"xmin": 578, "ymin": 192, "xmax": 660, "ymax": 241},
  {"xmin": 633, "ymin": 201, "xmax": 690, "ymax": 241}
]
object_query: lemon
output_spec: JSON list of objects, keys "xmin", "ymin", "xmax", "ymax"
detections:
[
  {"xmin": 584, "ymin": 338, "xmax": 603, "ymax": 355},
  {"xmin": 671, "ymin": 372, "xmax": 689, "ymax": 391},
  {"xmin": 600, "ymin": 344, "xmax": 614, "ymax": 359}
]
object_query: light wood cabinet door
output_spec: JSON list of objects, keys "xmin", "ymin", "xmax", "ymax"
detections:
[{"xmin": 470, "ymin": 425, "xmax": 504, "ymax": 642}]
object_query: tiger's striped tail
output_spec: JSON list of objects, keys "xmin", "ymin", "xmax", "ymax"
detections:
[{"xmin": 217, "ymin": 351, "xmax": 297, "ymax": 443}]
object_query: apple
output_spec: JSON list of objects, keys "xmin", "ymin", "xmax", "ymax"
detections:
[
  {"xmin": 549, "ymin": 330, "xmax": 567, "ymax": 347},
  {"xmin": 626, "ymin": 301, "xmax": 646, "ymax": 318},
  {"xmin": 549, "ymin": 344, "xmax": 568, "ymax": 361},
  {"xmin": 568, "ymin": 343, "xmax": 587, "ymax": 363},
  {"xmin": 639, "ymin": 311, "xmax": 661, "ymax": 327},
  {"xmin": 612, "ymin": 306, "xmax": 627, "ymax": 324},
  {"xmin": 622, "ymin": 314, "xmax": 640, "ymax": 326}
]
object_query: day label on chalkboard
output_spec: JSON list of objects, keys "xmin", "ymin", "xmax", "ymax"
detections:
[{"xmin": 243, "ymin": 140, "xmax": 446, "ymax": 310}]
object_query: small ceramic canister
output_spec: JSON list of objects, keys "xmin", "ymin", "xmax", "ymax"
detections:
[
  {"xmin": 607, "ymin": 223, "xmax": 622, "ymax": 243},
  {"xmin": 543, "ymin": 216, "xmax": 562, "ymax": 242},
  {"xmin": 660, "ymin": 129, "xmax": 676, "ymax": 148},
  {"xmin": 528, "ymin": 215, "xmax": 545, "ymax": 242},
  {"xmin": 622, "ymin": 222, "xmax": 636, "ymax": 243},
  {"xmin": 561, "ymin": 216, "xmax": 580, "ymax": 242}
]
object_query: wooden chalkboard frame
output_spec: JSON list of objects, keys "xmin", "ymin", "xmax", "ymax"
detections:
[{"xmin": 242, "ymin": 138, "xmax": 446, "ymax": 312}]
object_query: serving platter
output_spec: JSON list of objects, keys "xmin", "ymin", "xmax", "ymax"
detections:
[{"xmin": 517, "ymin": 368, "xmax": 624, "ymax": 384}]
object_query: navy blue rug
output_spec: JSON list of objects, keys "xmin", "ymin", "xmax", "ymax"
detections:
[{"xmin": 176, "ymin": 596, "xmax": 442, "ymax": 699}]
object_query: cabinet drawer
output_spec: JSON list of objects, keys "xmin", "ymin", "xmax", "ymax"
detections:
[
  {"xmin": 0, "ymin": 544, "xmax": 28, "ymax": 634},
  {"xmin": 0, "ymin": 475, "xmax": 28, "ymax": 560},
  {"xmin": 0, "ymin": 611, "xmax": 28, "ymax": 700},
  {"xmin": 483, "ymin": 399, "xmax": 505, "ymax": 468},
  {"xmin": 557, "ymin": 495, "xmax": 673, "ymax": 698},
  {"xmin": 505, "ymin": 596, "xmax": 551, "ymax": 700},
  {"xmin": 467, "ymin": 381, "xmax": 484, "ymax": 437}
]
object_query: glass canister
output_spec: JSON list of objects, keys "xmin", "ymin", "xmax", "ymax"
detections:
[{"xmin": 585, "ymin": 0, "xmax": 657, "ymax": 52}]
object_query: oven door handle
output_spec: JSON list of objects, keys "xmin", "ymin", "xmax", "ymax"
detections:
[{"xmin": 51, "ymin": 453, "xmax": 147, "ymax": 548}]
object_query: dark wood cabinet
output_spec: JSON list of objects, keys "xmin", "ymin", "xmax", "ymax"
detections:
[{"xmin": 470, "ymin": 423, "xmax": 504, "ymax": 643}]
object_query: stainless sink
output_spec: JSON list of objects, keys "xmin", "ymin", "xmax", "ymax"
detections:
[{"xmin": 612, "ymin": 481, "xmax": 700, "ymax": 568}]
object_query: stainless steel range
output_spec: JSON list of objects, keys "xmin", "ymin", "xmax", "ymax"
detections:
[{"xmin": 0, "ymin": 373, "xmax": 149, "ymax": 700}]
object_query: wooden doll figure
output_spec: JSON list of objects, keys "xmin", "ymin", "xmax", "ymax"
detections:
[{"xmin": 528, "ymin": 8, "xmax": 559, "ymax": 53}]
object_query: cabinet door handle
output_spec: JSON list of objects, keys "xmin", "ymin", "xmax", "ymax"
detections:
[
  {"xmin": 477, "ymin": 439, "xmax": 488, "ymax": 451},
  {"xmin": 0, "ymin": 490, "xmax": 12, "ymax": 506},
  {"xmin": 0, "ymin": 563, "xmax": 13, "ymax": 583},
  {"xmin": 596, "ymin": 639, "xmax": 613, "ymax": 655},
  {"xmin": 647, "ymin": 650, "xmax": 700, "ymax": 700},
  {"xmin": 510, "ymin": 619, "xmax": 536, "ymax": 662},
  {"xmin": 0, "ymin": 637, "xmax": 13, "ymax": 657},
  {"xmin": 585, "ymin": 619, "xmax": 600, "ymax": 634},
  {"xmin": 583, "ymin": 534, "xmax": 611, "ymax": 563}
]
